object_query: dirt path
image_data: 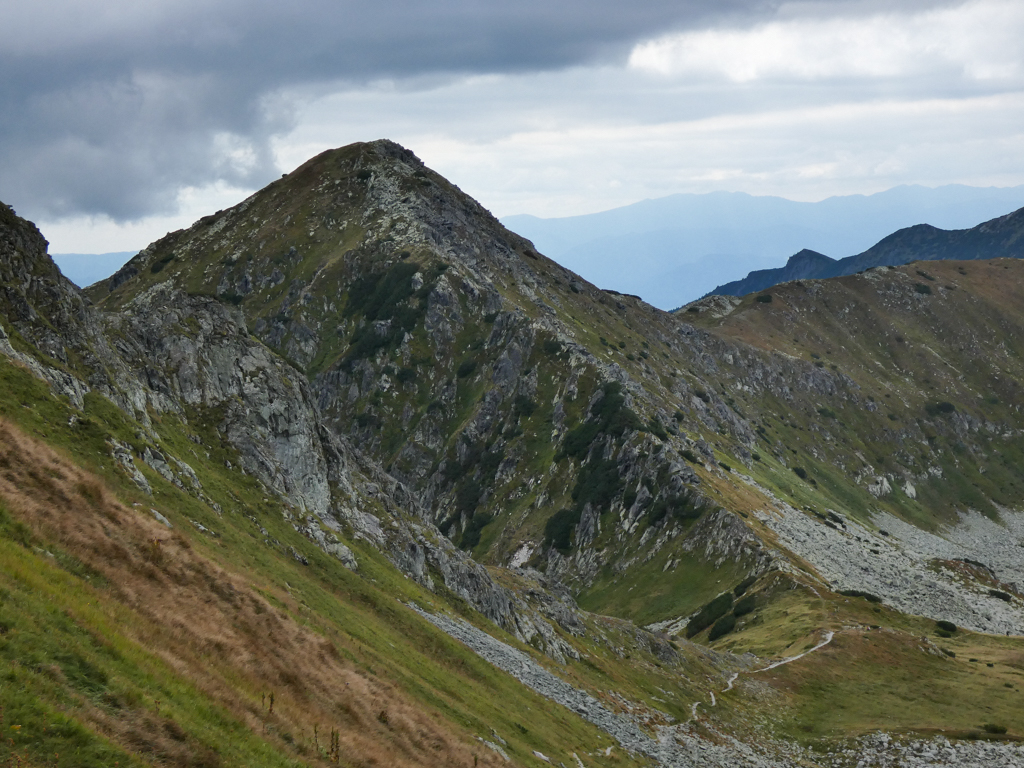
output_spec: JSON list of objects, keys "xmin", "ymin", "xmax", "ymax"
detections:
[
  {"xmin": 691, "ymin": 630, "xmax": 836, "ymax": 721},
  {"xmin": 753, "ymin": 630, "xmax": 835, "ymax": 672}
]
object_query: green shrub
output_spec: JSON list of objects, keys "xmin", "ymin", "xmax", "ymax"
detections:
[
  {"xmin": 541, "ymin": 338, "xmax": 562, "ymax": 356},
  {"xmin": 756, "ymin": 294, "xmax": 772, "ymax": 303},
  {"xmin": 150, "ymin": 253, "xmax": 175, "ymax": 273},
  {"xmin": 571, "ymin": 457, "xmax": 623, "ymax": 514},
  {"xmin": 989, "ymin": 589, "xmax": 1012, "ymax": 602},
  {"xmin": 622, "ymin": 487, "xmax": 638, "ymax": 510},
  {"xmin": 560, "ymin": 382, "xmax": 641, "ymax": 459},
  {"xmin": 345, "ymin": 262, "xmax": 418, "ymax": 319},
  {"xmin": 734, "ymin": 576, "xmax": 757, "ymax": 597},
  {"xmin": 983, "ymin": 724, "xmax": 1008, "ymax": 735},
  {"xmin": 456, "ymin": 480, "xmax": 482, "ymax": 514},
  {"xmin": 914, "ymin": 283, "xmax": 932, "ymax": 294},
  {"xmin": 456, "ymin": 359, "xmax": 477, "ymax": 378},
  {"xmin": 396, "ymin": 367, "xmax": 417, "ymax": 384},
  {"xmin": 341, "ymin": 261, "xmax": 431, "ymax": 366},
  {"xmin": 686, "ymin": 593, "xmax": 734, "ymax": 638},
  {"xmin": 925, "ymin": 400, "xmax": 956, "ymax": 417},
  {"xmin": 792, "ymin": 466, "xmax": 808, "ymax": 479},
  {"xmin": 513, "ymin": 395, "xmax": 537, "ymax": 419},
  {"xmin": 355, "ymin": 412, "xmax": 381, "ymax": 428},
  {"xmin": 460, "ymin": 513, "xmax": 493, "ymax": 550},
  {"xmin": 936, "ymin": 629, "xmax": 953, "ymax": 639},
  {"xmin": 733, "ymin": 594, "xmax": 756, "ymax": 617},
  {"xmin": 708, "ymin": 613, "xmax": 736, "ymax": 641},
  {"xmin": 648, "ymin": 489, "xmax": 707, "ymax": 527},
  {"xmin": 544, "ymin": 508, "xmax": 582, "ymax": 554},
  {"xmin": 682, "ymin": 449, "xmax": 701, "ymax": 465},
  {"xmin": 817, "ymin": 407, "xmax": 836, "ymax": 419},
  {"xmin": 936, "ymin": 620, "xmax": 957, "ymax": 633},
  {"xmin": 480, "ymin": 446, "xmax": 505, "ymax": 481},
  {"xmin": 648, "ymin": 418, "xmax": 668, "ymax": 441}
]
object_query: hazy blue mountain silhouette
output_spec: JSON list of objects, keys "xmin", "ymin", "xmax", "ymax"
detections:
[
  {"xmin": 709, "ymin": 206, "xmax": 1024, "ymax": 299},
  {"xmin": 502, "ymin": 184, "xmax": 1024, "ymax": 309}
]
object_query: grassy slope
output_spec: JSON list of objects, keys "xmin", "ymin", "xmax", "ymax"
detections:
[
  {"xmin": 0, "ymin": 356, "xmax": 651, "ymax": 768},
  {"xmin": 705, "ymin": 573, "xmax": 1024, "ymax": 745},
  {"xmin": 689, "ymin": 259, "xmax": 1024, "ymax": 528},
  {"xmin": 14, "ymin": 340, "xmax": 1021, "ymax": 760}
]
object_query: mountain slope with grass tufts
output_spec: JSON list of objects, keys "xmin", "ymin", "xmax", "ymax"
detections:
[{"xmin": 4, "ymin": 142, "xmax": 1024, "ymax": 766}]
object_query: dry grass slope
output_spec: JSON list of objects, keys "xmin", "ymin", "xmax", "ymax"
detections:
[{"xmin": 0, "ymin": 417, "xmax": 506, "ymax": 768}]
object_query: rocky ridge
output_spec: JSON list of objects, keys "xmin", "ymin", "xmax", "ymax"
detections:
[{"xmin": 5, "ymin": 142, "xmax": 1024, "ymax": 764}]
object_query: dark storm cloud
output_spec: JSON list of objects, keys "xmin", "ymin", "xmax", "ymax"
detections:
[{"xmin": 0, "ymin": 0, "xmax": 788, "ymax": 220}]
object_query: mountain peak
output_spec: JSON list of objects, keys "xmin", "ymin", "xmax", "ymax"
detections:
[{"xmin": 787, "ymin": 248, "xmax": 831, "ymax": 264}]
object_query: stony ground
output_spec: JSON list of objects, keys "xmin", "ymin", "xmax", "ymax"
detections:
[
  {"xmin": 411, "ymin": 604, "xmax": 1024, "ymax": 767},
  {"xmin": 744, "ymin": 475, "xmax": 1024, "ymax": 635}
]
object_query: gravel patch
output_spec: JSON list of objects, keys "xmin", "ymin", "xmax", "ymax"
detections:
[{"xmin": 752, "ymin": 496, "xmax": 1024, "ymax": 634}]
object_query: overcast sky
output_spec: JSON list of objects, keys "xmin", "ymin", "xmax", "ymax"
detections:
[{"xmin": 4, "ymin": 0, "xmax": 1024, "ymax": 253}]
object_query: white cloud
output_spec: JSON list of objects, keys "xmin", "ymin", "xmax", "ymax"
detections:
[
  {"xmin": 628, "ymin": 0, "xmax": 1024, "ymax": 83},
  {"xmin": 269, "ymin": 63, "xmax": 1024, "ymax": 220},
  {"xmin": 22, "ymin": 0, "xmax": 1024, "ymax": 251},
  {"xmin": 37, "ymin": 181, "xmax": 253, "ymax": 253}
]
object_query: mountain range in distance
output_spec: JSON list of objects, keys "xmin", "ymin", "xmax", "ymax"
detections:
[
  {"xmin": 51, "ymin": 184, "xmax": 1024, "ymax": 301},
  {"xmin": 703, "ymin": 205, "xmax": 1024, "ymax": 300},
  {"xmin": 502, "ymin": 184, "xmax": 1024, "ymax": 309}
]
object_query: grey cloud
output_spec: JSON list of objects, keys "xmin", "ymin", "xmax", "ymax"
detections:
[
  {"xmin": 0, "ymin": 0, "xmax": 792, "ymax": 220},
  {"xmin": 0, "ymin": 0, "xmax": 967, "ymax": 221}
]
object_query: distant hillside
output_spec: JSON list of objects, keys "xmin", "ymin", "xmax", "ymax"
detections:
[
  {"xmin": 503, "ymin": 184, "xmax": 1024, "ymax": 308},
  {"xmin": 707, "ymin": 206, "xmax": 1024, "ymax": 299}
]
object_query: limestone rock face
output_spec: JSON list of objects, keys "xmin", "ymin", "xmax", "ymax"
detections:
[{"xmin": 109, "ymin": 283, "xmax": 335, "ymax": 517}]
